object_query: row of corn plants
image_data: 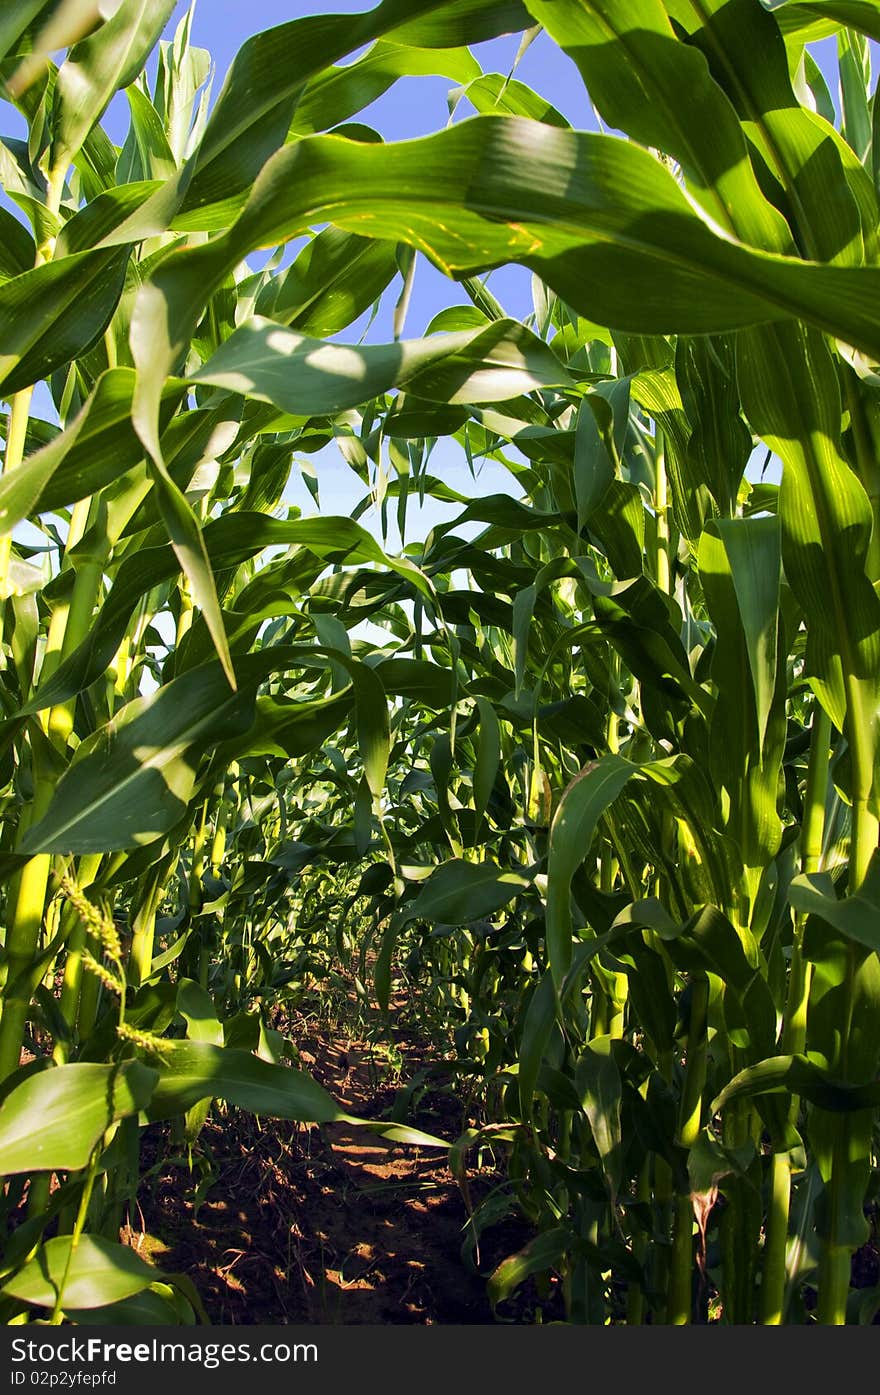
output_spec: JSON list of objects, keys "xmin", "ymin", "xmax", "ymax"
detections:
[{"xmin": 0, "ymin": 0, "xmax": 879, "ymax": 1324}]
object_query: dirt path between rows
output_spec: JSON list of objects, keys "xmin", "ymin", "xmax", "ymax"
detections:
[{"xmin": 133, "ymin": 1025, "xmax": 523, "ymax": 1324}]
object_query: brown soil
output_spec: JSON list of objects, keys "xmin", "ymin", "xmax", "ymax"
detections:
[{"xmin": 131, "ymin": 1024, "xmax": 545, "ymax": 1325}]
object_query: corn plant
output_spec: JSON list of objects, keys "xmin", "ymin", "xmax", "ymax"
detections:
[{"xmin": 0, "ymin": 0, "xmax": 879, "ymax": 1326}]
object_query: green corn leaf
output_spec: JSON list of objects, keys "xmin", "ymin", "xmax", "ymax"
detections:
[
  {"xmin": 387, "ymin": 0, "xmax": 530, "ymax": 45},
  {"xmin": 512, "ymin": 568, "xmax": 557, "ymax": 699},
  {"xmin": 631, "ymin": 365, "xmax": 709, "ymax": 543},
  {"xmin": 2, "ymin": 0, "xmax": 880, "ymax": 1331},
  {"xmin": 255, "ymin": 229, "xmax": 399, "ymax": 337},
  {"xmin": 243, "ymin": 692, "xmax": 352, "ymax": 761},
  {"xmin": 24, "ymin": 519, "xmax": 429, "ymax": 714},
  {"xmin": 736, "ymin": 322, "xmax": 880, "ymax": 775},
  {"xmin": 698, "ymin": 517, "xmax": 786, "ymax": 885},
  {"xmin": 663, "ymin": 0, "xmax": 876, "ymax": 266},
  {"xmin": 487, "ymin": 1226, "xmax": 569, "ymax": 1311},
  {"xmin": 54, "ymin": 179, "xmax": 167, "ymax": 255},
  {"xmin": 517, "ymin": 968, "xmax": 558, "ymax": 1121},
  {"xmin": 775, "ymin": 2, "xmax": 880, "ymax": 44},
  {"xmin": 675, "ymin": 335, "xmax": 752, "ymax": 519},
  {"xmin": 376, "ymin": 858, "xmax": 532, "ymax": 1010},
  {"xmin": 190, "ymin": 316, "xmax": 573, "ymax": 414},
  {"xmin": 804, "ymin": 914, "xmax": 880, "ymax": 1084},
  {"xmin": 121, "ymin": 118, "xmax": 880, "ymax": 480},
  {"xmin": 546, "ymin": 755, "xmax": 639, "ymax": 990},
  {"xmin": 21, "ymin": 644, "xmax": 389, "ymax": 852},
  {"xmin": 712, "ymin": 1052, "xmax": 880, "ymax": 1113},
  {"xmin": 473, "ymin": 697, "xmax": 501, "ymax": 832},
  {"xmin": 20, "ymin": 662, "xmax": 257, "ymax": 853},
  {"xmin": 0, "ymin": 1061, "xmax": 157, "ymax": 1174},
  {"xmin": 0, "ymin": 247, "xmax": 129, "ymax": 396},
  {"xmin": 451, "ymin": 71, "xmax": 570, "ymax": 126},
  {"xmin": 0, "ymin": 2, "xmax": 55, "ymax": 66},
  {"xmin": 574, "ymin": 394, "xmax": 615, "ymax": 533},
  {"xmin": 611, "ymin": 933, "xmax": 677, "ymax": 1056},
  {"xmin": 592, "ymin": 580, "xmax": 709, "ymax": 726},
  {"xmin": 374, "ymin": 658, "xmax": 461, "ymax": 708},
  {"xmin": 66, "ymin": 1286, "xmax": 186, "ymax": 1326},
  {"xmin": 137, "ymin": 324, "xmax": 514, "ymax": 691},
  {"xmin": 395, "ymin": 857, "xmax": 532, "ymax": 928},
  {"xmin": 343, "ymin": 655, "xmax": 390, "ymax": 802},
  {"xmin": 176, "ymin": 0, "xmax": 530, "ymax": 229},
  {"xmin": 289, "ymin": 39, "xmax": 481, "ymax": 136},
  {"xmin": 146, "ymin": 1041, "xmax": 343, "ymax": 1123},
  {"xmin": 587, "ymin": 480, "xmax": 645, "ymax": 580},
  {"xmin": 789, "ymin": 854, "xmax": 880, "ymax": 954},
  {"xmin": 0, "ymin": 369, "xmax": 182, "ymax": 538},
  {"xmin": 145, "ymin": 1040, "xmax": 447, "ymax": 1147},
  {"xmin": 802, "ymin": 898, "xmax": 880, "ymax": 1257},
  {"xmin": 1, "ymin": 1235, "xmax": 157, "ymax": 1310},
  {"xmin": 0, "ymin": 206, "xmax": 35, "ymax": 283},
  {"xmin": 117, "ymin": 82, "xmax": 176, "ymax": 182},
  {"xmin": 575, "ymin": 1035, "xmax": 623, "ymax": 1200},
  {"xmin": 176, "ymin": 981, "xmax": 222, "ymax": 1146},
  {"xmin": 52, "ymin": 0, "xmax": 177, "ymax": 170},
  {"xmin": 128, "ymin": 279, "xmax": 236, "ymax": 690},
  {"xmin": 177, "ymin": 979, "xmax": 222, "ymax": 1045},
  {"xmin": 838, "ymin": 29, "xmax": 872, "ymax": 164},
  {"xmin": 525, "ymin": 0, "xmax": 794, "ymax": 251},
  {"xmin": 657, "ymin": 905, "xmax": 778, "ymax": 1060},
  {"xmin": 799, "ymin": 48, "xmax": 837, "ymax": 126},
  {"xmin": 709, "ymin": 517, "xmax": 782, "ymax": 749},
  {"xmin": 145, "ymin": 458, "xmax": 236, "ymax": 690}
]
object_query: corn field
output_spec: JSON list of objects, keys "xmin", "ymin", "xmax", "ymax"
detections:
[{"xmin": 0, "ymin": 0, "xmax": 879, "ymax": 1328}]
